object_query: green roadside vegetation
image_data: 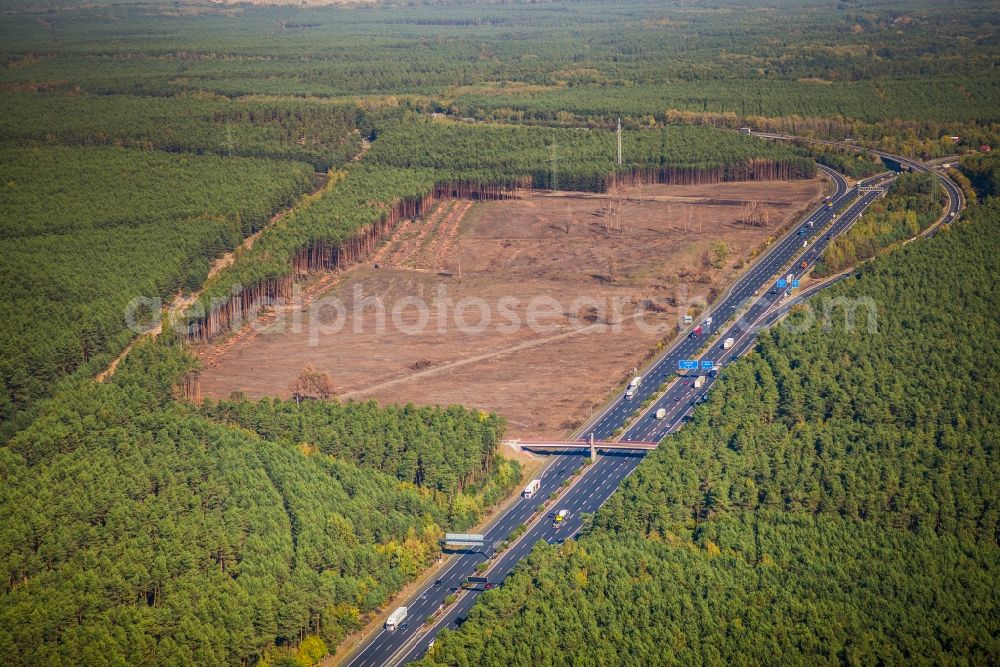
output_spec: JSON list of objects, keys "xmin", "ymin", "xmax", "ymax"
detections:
[
  {"xmin": 418, "ymin": 174, "xmax": 1000, "ymax": 666},
  {"xmin": 814, "ymin": 172, "xmax": 945, "ymax": 276},
  {"xmin": 809, "ymin": 144, "xmax": 887, "ymax": 180},
  {"xmin": 0, "ymin": 341, "xmax": 519, "ymax": 666}
]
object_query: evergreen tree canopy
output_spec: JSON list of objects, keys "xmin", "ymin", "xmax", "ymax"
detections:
[{"xmin": 420, "ymin": 193, "xmax": 1000, "ymax": 667}]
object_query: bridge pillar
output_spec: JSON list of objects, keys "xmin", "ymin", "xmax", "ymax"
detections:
[{"xmin": 589, "ymin": 433, "xmax": 597, "ymax": 461}]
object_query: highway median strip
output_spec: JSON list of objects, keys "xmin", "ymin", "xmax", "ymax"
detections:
[
  {"xmin": 572, "ymin": 166, "xmax": 846, "ymax": 441},
  {"xmin": 614, "ymin": 186, "xmax": 883, "ymax": 441}
]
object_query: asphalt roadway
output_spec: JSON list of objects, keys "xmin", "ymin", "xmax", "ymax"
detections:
[
  {"xmin": 344, "ymin": 152, "xmax": 959, "ymax": 666},
  {"xmin": 620, "ymin": 186, "xmax": 884, "ymax": 442}
]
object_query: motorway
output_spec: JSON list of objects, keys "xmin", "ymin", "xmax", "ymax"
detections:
[
  {"xmin": 751, "ymin": 132, "xmax": 964, "ymax": 235},
  {"xmin": 581, "ymin": 167, "xmax": 878, "ymax": 443},
  {"xmin": 343, "ymin": 149, "xmax": 960, "ymax": 667},
  {"xmin": 342, "ymin": 447, "xmax": 647, "ymax": 666},
  {"xmin": 620, "ymin": 184, "xmax": 885, "ymax": 442}
]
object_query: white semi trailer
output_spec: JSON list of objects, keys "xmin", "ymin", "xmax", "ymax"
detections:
[{"xmin": 385, "ymin": 606, "xmax": 407, "ymax": 630}]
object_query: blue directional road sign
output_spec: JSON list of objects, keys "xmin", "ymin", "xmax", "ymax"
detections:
[
  {"xmin": 679, "ymin": 360, "xmax": 699, "ymax": 370},
  {"xmin": 777, "ymin": 279, "xmax": 788, "ymax": 289},
  {"xmin": 701, "ymin": 360, "xmax": 714, "ymax": 370},
  {"xmin": 791, "ymin": 279, "xmax": 800, "ymax": 288}
]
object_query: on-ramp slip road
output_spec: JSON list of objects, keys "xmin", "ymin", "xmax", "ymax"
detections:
[
  {"xmin": 751, "ymin": 132, "xmax": 963, "ymax": 234},
  {"xmin": 343, "ymin": 151, "xmax": 961, "ymax": 666}
]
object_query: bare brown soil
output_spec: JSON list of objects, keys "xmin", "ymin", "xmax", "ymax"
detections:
[{"xmin": 196, "ymin": 178, "xmax": 825, "ymax": 437}]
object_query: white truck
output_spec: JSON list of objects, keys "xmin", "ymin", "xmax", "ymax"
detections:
[
  {"xmin": 694, "ymin": 375, "xmax": 706, "ymax": 389},
  {"xmin": 522, "ymin": 479, "xmax": 541, "ymax": 499},
  {"xmin": 385, "ymin": 606, "xmax": 407, "ymax": 630},
  {"xmin": 723, "ymin": 337, "xmax": 735, "ymax": 350},
  {"xmin": 625, "ymin": 376, "xmax": 642, "ymax": 400},
  {"xmin": 655, "ymin": 408, "xmax": 667, "ymax": 420},
  {"xmin": 554, "ymin": 509, "xmax": 570, "ymax": 526}
]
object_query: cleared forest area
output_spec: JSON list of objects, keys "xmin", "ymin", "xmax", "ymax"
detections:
[
  {"xmin": 0, "ymin": 1, "xmax": 995, "ymax": 665},
  {"xmin": 196, "ymin": 178, "xmax": 825, "ymax": 437},
  {"xmin": 184, "ymin": 121, "xmax": 813, "ymax": 343}
]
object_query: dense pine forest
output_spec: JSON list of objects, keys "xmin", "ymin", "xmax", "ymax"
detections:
[
  {"xmin": 0, "ymin": 146, "xmax": 313, "ymax": 435},
  {"xmin": 0, "ymin": 342, "xmax": 518, "ymax": 665},
  {"xmin": 958, "ymin": 153, "xmax": 1000, "ymax": 201},
  {"xmin": 203, "ymin": 398, "xmax": 510, "ymax": 514},
  {"xmin": 366, "ymin": 119, "xmax": 816, "ymax": 190},
  {"xmin": 1, "ymin": 0, "xmax": 997, "ymax": 154},
  {"xmin": 1, "ymin": 0, "xmax": 998, "ymax": 664},
  {"xmin": 0, "ymin": 94, "xmax": 363, "ymax": 171},
  {"xmin": 417, "ymin": 192, "xmax": 1000, "ymax": 665}
]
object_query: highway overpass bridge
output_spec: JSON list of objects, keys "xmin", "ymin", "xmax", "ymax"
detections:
[
  {"xmin": 509, "ymin": 438, "xmax": 658, "ymax": 459},
  {"xmin": 344, "ymin": 142, "xmax": 961, "ymax": 667}
]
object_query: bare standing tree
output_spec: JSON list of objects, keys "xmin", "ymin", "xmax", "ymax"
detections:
[
  {"xmin": 288, "ymin": 364, "xmax": 336, "ymax": 403},
  {"xmin": 604, "ymin": 178, "xmax": 627, "ymax": 233},
  {"xmin": 741, "ymin": 200, "xmax": 770, "ymax": 228}
]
